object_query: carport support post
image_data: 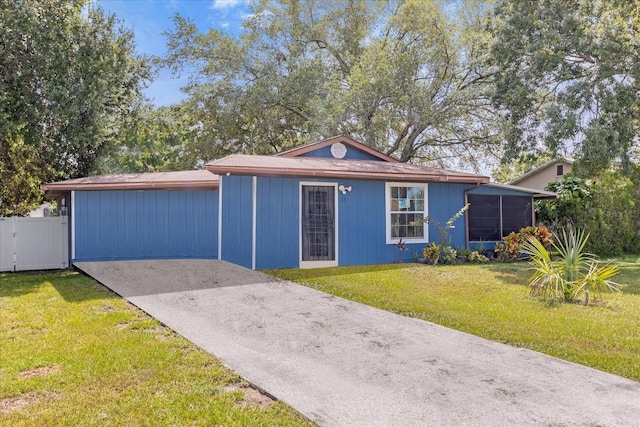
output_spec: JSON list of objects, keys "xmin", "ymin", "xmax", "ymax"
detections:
[
  {"xmin": 252, "ymin": 176, "xmax": 257, "ymax": 270},
  {"xmin": 218, "ymin": 176, "xmax": 223, "ymax": 260}
]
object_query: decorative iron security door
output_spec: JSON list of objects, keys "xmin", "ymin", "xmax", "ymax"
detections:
[{"xmin": 301, "ymin": 185, "xmax": 336, "ymax": 262}]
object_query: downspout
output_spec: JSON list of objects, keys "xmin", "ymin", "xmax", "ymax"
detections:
[
  {"xmin": 463, "ymin": 182, "xmax": 483, "ymax": 249},
  {"xmin": 251, "ymin": 176, "xmax": 257, "ymax": 270},
  {"xmin": 70, "ymin": 191, "xmax": 76, "ymax": 263},
  {"xmin": 218, "ymin": 175, "xmax": 223, "ymax": 260}
]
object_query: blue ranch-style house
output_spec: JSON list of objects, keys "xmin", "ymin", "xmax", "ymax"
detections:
[{"xmin": 42, "ymin": 136, "xmax": 555, "ymax": 270}]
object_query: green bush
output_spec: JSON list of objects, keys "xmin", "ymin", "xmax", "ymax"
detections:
[
  {"xmin": 423, "ymin": 243, "xmax": 440, "ymax": 265},
  {"xmin": 468, "ymin": 251, "xmax": 489, "ymax": 263},
  {"xmin": 536, "ymin": 172, "xmax": 640, "ymax": 255}
]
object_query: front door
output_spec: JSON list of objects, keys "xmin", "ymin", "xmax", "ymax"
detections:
[{"xmin": 300, "ymin": 184, "xmax": 337, "ymax": 268}]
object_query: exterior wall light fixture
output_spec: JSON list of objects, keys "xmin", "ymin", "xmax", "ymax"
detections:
[{"xmin": 338, "ymin": 185, "xmax": 352, "ymax": 195}]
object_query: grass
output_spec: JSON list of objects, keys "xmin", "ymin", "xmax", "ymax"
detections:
[
  {"xmin": 266, "ymin": 258, "xmax": 640, "ymax": 382},
  {"xmin": 0, "ymin": 271, "xmax": 312, "ymax": 427},
  {"xmin": 605, "ymin": 254, "xmax": 640, "ymax": 294}
]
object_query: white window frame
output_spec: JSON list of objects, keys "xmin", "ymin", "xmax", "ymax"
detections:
[{"xmin": 385, "ymin": 182, "xmax": 429, "ymax": 244}]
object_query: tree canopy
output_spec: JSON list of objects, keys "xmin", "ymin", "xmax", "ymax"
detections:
[
  {"xmin": 161, "ymin": 0, "xmax": 501, "ymax": 169},
  {"xmin": 490, "ymin": 0, "xmax": 640, "ymax": 174},
  {"xmin": 94, "ymin": 105, "xmax": 199, "ymax": 174},
  {"xmin": 0, "ymin": 0, "xmax": 149, "ymax": 216},
  {"xmin": 3, "ymin": 0, "xmax": 640, "ymax": 218}
]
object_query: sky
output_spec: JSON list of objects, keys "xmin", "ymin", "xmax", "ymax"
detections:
[{"xmin": 95, "ymin": 0, "xmax": 251, "ymax": 106}]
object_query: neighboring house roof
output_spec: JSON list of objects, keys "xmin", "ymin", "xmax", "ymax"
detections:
[
  {"xmin": 482, "ymin": 182, "xmax": 557, "ymax": 198},
  {"xmin": 507, "ymin": 158, "xmax": 574, "ymax": 186},
  {"xmin": 205, "ymin": 154, "xmax": 489, "ymax": 184},
  {"xmin": 275, "ymin": 135, "xmax": 399, "ymax": 163},
  {"xmin": 41, "ymin": 170, "xmax": 219, "ymax": 197}
]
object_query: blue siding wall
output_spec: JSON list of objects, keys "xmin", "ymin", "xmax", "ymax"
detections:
[
  {"xmin": 337, "ymin": 182, "xmax": 469, "ymax": 265},
  {"xmin": 220, "ymin": 176, "xmax": 253, "ymax": 268},
  {"xmin": 73, "ymin": 190, "xmax": 217, "ymax": 261},
  {"xmin": 297, "ymin": 145, "xmax": 385, "ymax": 161},
  {"xmin": 428, "ymin": 183, "xmax": 470, "ymax": 248},
  {"xmin": 336, "ymin": 180, "xmax": 394, "ymax": 265},
  {"xmin": 246, "ymin": 177, "xmax": 472, "ymax": 268},
  {"xmin": 255, "ymin": 177, "xmax": 300, "ymax": 269}
]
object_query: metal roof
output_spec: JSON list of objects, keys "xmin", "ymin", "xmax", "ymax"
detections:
[
  {"xmin": 482, "ymin": 182, "xmax": 557, "ymax": 198},
  {"xmin": 41, "ymin": 170, "xmax": 219, "ymax": 195},
  {"xmin": 206, "ymin": 154, "xmax": 489, "ymax": 184}
]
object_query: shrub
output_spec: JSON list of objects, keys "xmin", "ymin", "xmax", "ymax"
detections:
[
  {"xmin": 502, "ymin": 226, "xmax": 553, "ymax": 259},
  {"xmin": 468, "ymin": 251, "xmax": 489, "ymax": 263},
  {"xmin": 457, "ymin": 248, "xmax": 473, "ymax": 257},
  {"xmin": 536, "ymin": 172, "xmax": 640, "ymax": 255},
  {"xmin": 423, "ymin": 243, "xmax": 440, "ymax": 265},
  {"xmin": 440, "ymin": 246, "xmax": 457, "ymax": 264},
  {"xmin": 494, "ymin": 242, "xmax": 510, "ymax": 262},
  {"xmin": 520, "ymin": 228, "xmax": 622, "ymax": 304}
]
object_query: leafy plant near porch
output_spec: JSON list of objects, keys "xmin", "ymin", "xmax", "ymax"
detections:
[
  {"xmin": 423, "ymin": 243, "xmax": 440, "ymax": 265},
  {"xmin": 413, "ymin": 204, "xmax": 468, "ymax": 265},
  {"xmin": 520, "ymin": 229, "xmax": 622, "ymax": 304},
  {"xmin": 502, "ymin": 226, "xmax": 554, "ymax": 260}
]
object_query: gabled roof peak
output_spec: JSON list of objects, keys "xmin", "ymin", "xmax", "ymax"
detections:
[
  {"xmin": 508, "ymin": 157, "xmax": 574, "ymax": 185},
  {"xmin": 275, "ymin": 135, "xmax": 399, "ymax": 163}
]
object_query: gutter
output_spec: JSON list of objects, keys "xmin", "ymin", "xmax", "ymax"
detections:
[
  {"xmin": 204, "ymin": 166, "xmax": 490, "ymax": 185},
  {"xmin": 41, "ymin": 181, "xmax": 219, "ymax": 192}
]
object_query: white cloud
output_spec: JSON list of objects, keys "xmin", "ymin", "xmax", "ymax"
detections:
[{"xmin": 210, "ymin": 0, "xmax": 245, "ymax": 10}]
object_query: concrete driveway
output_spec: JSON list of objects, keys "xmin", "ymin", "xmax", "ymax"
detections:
[{"xmin": 75, "ymin": 260, "xmax": 640, "ymax": 427}]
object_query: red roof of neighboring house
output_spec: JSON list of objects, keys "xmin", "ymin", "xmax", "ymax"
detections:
[
  {"xmin": 41, "ymin": 170, "xmax": 219, "ymax": 196},
  {"xmin": 206, "ymin": 154, "xmax": 489, "ymax": 184},
  {"xmin": 275, "ymin": 135, "xmax": 399, "ymax": 162}
]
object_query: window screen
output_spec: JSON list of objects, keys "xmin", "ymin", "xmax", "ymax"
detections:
[
  {"xmin": 468, "ymin": 194, "xmax": 500, "ymax": 241},
  {"xmin": 468, "ymin": 194, "xmax": 533, "ymax": 241},
  {"xmin": 501, "ymin": 196, "xmax": 533, "ymax": 235}
]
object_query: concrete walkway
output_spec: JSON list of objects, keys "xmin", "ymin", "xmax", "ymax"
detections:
[{"xmin": 75, "ymin": 260, "xmax": 640, "ymax": 427}]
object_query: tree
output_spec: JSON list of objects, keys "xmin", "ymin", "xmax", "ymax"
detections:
[
  {"xmin": 490, "ymin": 0, "xmax": 640, "ymax": 173},
  {"xmin": 0, "ymin": 133, "xmax": 47, "ymax": 216},
  {"xmin": 161, "ymin": 0, "xmax": 501, "ymax": 168},
  {"xmin": 0, "ymin": 0, "xmax": 150, "ymax": 216},
  {"xmin": 491, "ymin": 152, "xmax": 552, "ymax": 183},
  {"xmin": 536, "ymin": 173, "xmax": 640, "ymax": 255},
  {"xmin": 95, "ymin": 104, "xmax": 199, "ymax": 174}
]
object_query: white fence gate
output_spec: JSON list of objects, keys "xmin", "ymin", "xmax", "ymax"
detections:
[{"xmin": 0, "ymin": 217, "xmax": 69, "ymax": 272}]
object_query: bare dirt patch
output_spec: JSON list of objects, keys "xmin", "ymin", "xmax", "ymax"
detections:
[
  {"xmin": 0, "ymin": 391, "xmax": 60, "ymax": 414},
  {"xmin": 19, "ymin": 365, "xmax": 60, "ymax": 380},
  {"xmin": 93, "ymin": 304, "xmax": 118, "ymax": 313},
  {"xmin": 224, "ymin": 383, "xmax": 275, "ymax": 409}
]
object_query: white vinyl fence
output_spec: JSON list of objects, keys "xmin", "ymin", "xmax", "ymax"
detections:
[{"xmin": 0, "ymin": 217, "xmax": 69, "ymax": 272}]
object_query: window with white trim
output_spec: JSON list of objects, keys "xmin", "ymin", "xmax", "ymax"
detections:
[{"xmin": 386, "ymin": 183, "xmax": 428, "ymax": 243}]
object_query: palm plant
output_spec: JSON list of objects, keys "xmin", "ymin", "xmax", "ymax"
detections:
[{"xmin": 520, "ymin": 229, "xmax": 622, "ymax": 304}]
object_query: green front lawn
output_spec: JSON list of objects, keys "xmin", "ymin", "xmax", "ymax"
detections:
[
  {"xmin": 0, "ymin": 272, "xmax": 312, "ymax": 426},
  {"xmin": 267, "ymin": 258, "xmax": 640, "ymax": 382},
  {"xmin": 607, "ymin": 255, "xmax": 640, "ymax": 294}
]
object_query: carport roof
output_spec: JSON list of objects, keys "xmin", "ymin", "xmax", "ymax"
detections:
[
  {"xmin": 41, "ymin": 170, "xmax": 219, "ymax": 197},
  {"xmin": 206, "ymin": 154, "xmax": 490, "ymax": 184}
]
